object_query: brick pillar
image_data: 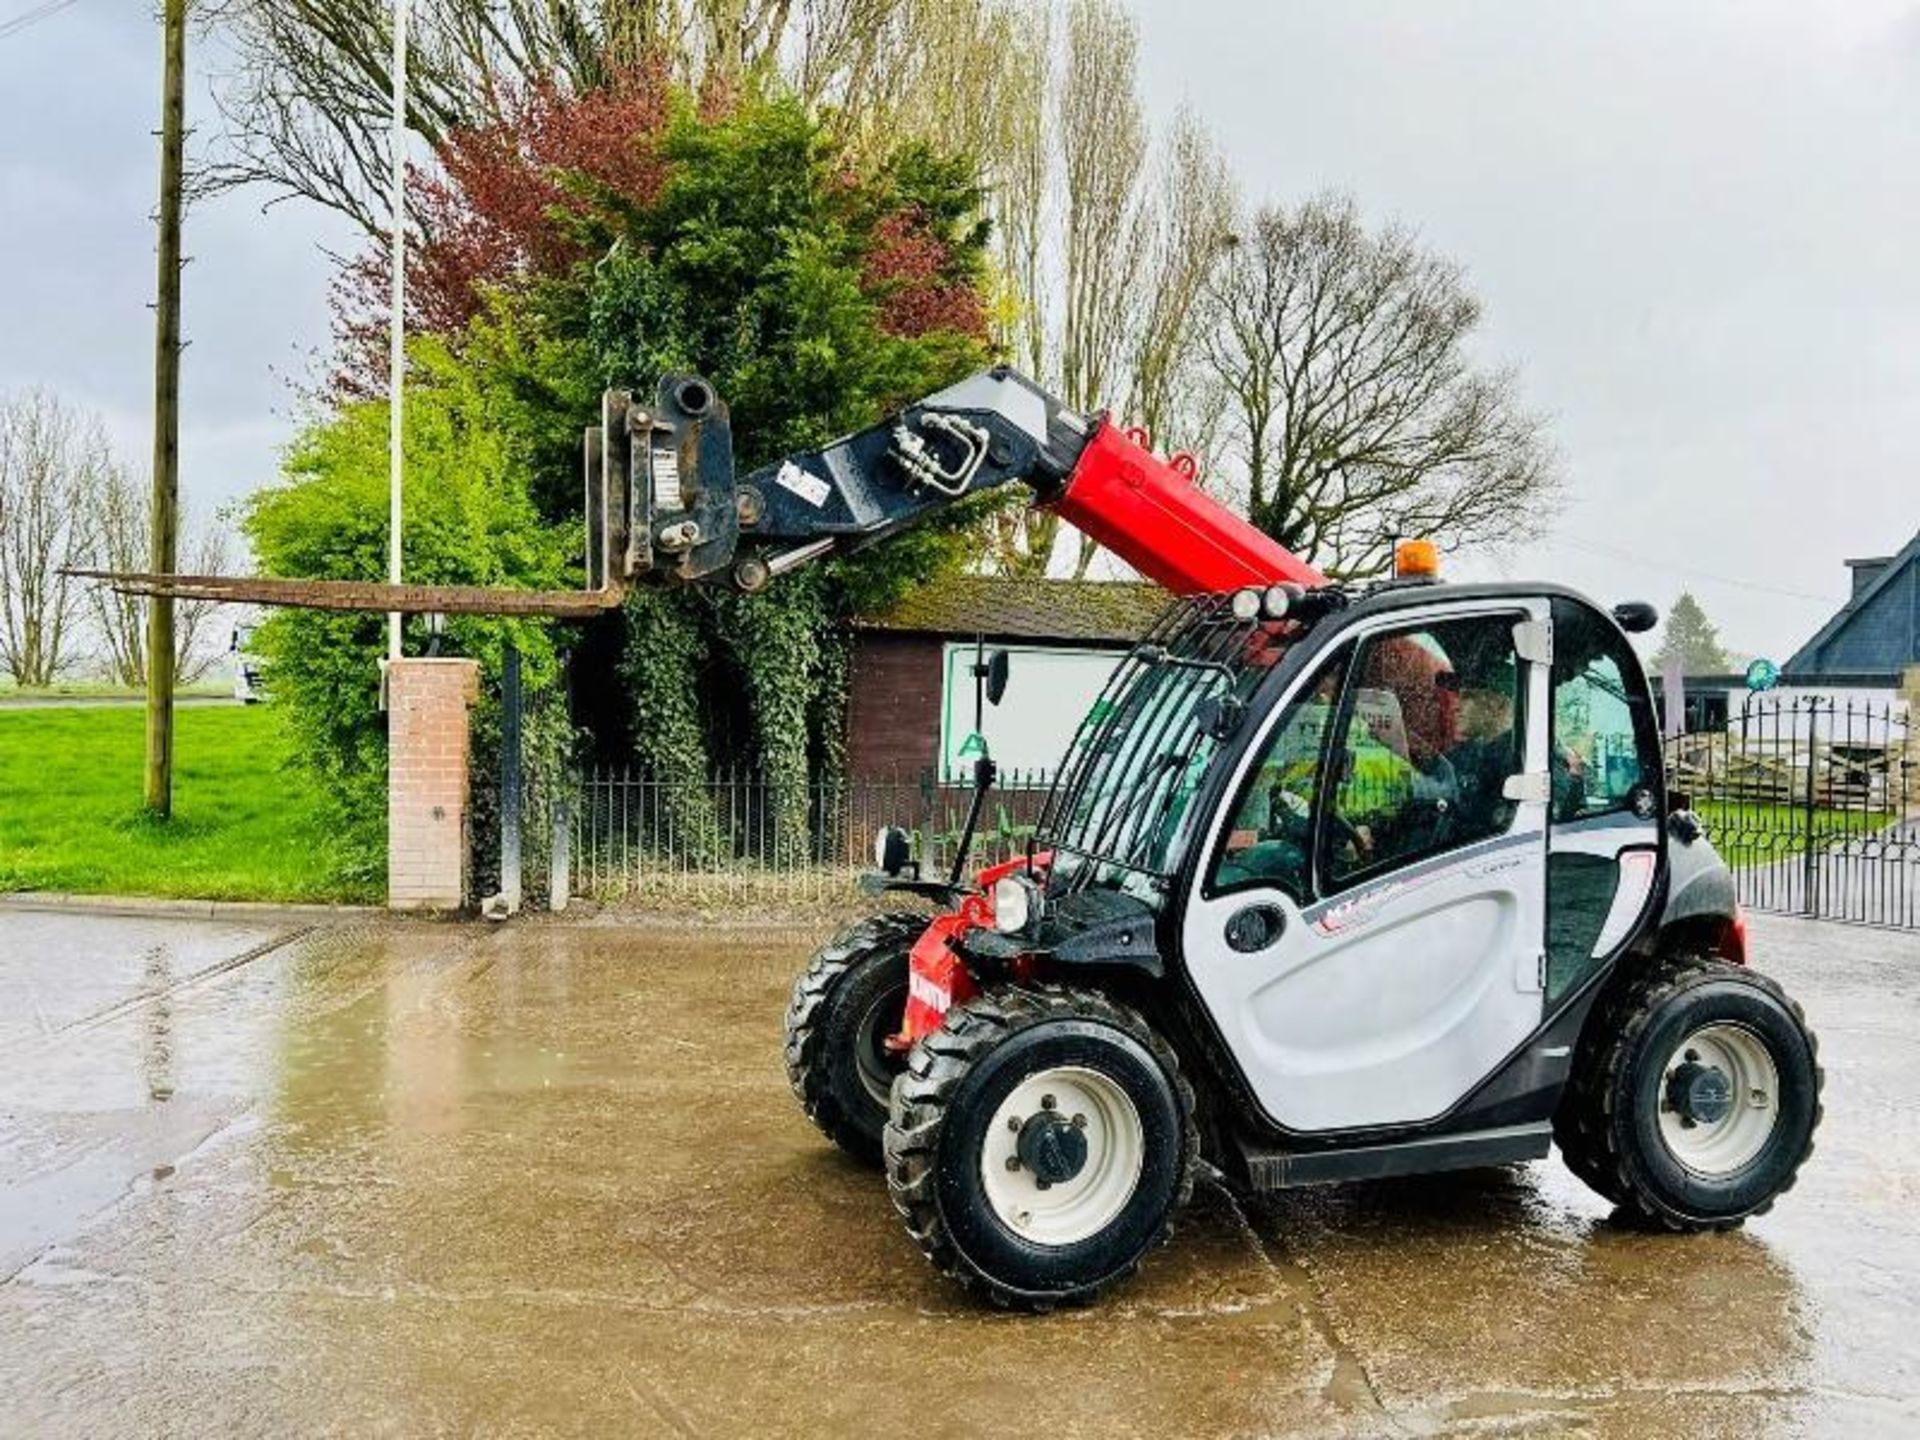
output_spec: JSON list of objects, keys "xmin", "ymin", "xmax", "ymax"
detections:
[{"xmin": 387, "ymin": 657, "xmax": 481, "ymax": 911}]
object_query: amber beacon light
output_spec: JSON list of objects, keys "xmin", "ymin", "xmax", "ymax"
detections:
[{"xmin": 1394, "ymin": 537, "xmax": 1441, "ymax": 580}]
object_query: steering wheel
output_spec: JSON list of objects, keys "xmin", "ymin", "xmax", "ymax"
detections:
[
  {"xmin": 1401, "ymin": 752, "xmax": 1459, "ymax": 850},
  {"xmin": 1265, "ymin": 786, "xmax": 1366, "ymax": 857}
]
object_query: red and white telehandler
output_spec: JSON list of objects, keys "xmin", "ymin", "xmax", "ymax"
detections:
[
  {"xmin": 582, "ymin": 365, "xmax": 1820, "ymax": 1309},
  {"xmin": 89, "ymin": 364, "xmax": 1823, "ymax": 1310}
]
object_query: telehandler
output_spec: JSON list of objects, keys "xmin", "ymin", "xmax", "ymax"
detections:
[
  {"xmin": 90, "ymin": 364, "xmax": 1823, "ymax": 1311},
  {"xmin": 575, "ymin": 364, "xmax": 1820, "ymax": 1309}
]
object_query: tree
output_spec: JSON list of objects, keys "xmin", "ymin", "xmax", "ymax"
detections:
[
  {"xmin": 0, "ymin": 391, "xmax": 105, "ymax": 687},
  {"xmin": 256, "ymin": 90, "xmax": 993, "ymax": 872},
  {"xmin": 245, "ymin": 336, "xmax": 575, "ymax": 866},
  {"xmin": 326, "ymin": 71, "xmax": 675, "ymax": 398},
  {"xmin": 91, "ymin": 464, "xmax": 235, "ymax": 687},
  {"xmin": 574, "ymin": 97, "xmax": 993, "ymax": 856},
  {"xmin": 1654, "ymin": 592, "xmax": 1731, "ymax": 675},
  {"xmin": 1199, "ymin": 194, "xmax": 1558, "ymax": 578},
  {"xmin": 975, "ymin": 0, "xmax": 1232, "ymax": 579},
  {"xmin": 209, "ymin": 0, "xmax": 1226, "ymax": 584},
  {"xmin": 205, "ymin": 0, "xmax": 911, "ymax": 236}
]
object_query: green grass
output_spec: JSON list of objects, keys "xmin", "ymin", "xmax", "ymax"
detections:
[
  {"xmin": 1694, "ymin": 799, "xmax": 1897, "ymax": 869},
  {"xmin": 0, "ymin": 679, "xmax": 227, "ymax": 700},
  {"xmin": 0, "ymin": 705, "xmax": 379, "ymax": 903}
]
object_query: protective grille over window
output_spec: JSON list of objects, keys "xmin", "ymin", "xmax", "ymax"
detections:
[{"xmin": 1035, "ymin": 594, "xmax": 1297, "ymax": 892}]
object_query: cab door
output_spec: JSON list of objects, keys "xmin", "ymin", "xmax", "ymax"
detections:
[
  {"xmin": 1541, "ymin": 597, "xmax": 1667, "ymax": 1005},
  {"xmin": 1181, "ymin": 601, "xmax": 1553, "ymax": 1134}
]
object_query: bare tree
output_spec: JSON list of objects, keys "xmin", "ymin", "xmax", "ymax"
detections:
[
  {"xmin": 92, "ymin": 463, "xmax": 236, "ymax": 687},
  {"xmin": 90, "ymin": 460, "xmax": 147, "ymax": 687},
  {"xmin": 1118, "ymin": 106, "xmax": 1233, "ymax": 464},
  {"xmin": 0, "ymin": 391, "xmax": 105, "ymax": 687},
  {"xmin": 989, "ymin": 2, "xmax": 1050, "ymax": 381},
  {"xmin": 979, "ymin": 0, "xmax": 1156, "ymax": 578},
  {"xmin": 1055, "ymin": 0, "xmax": 1147, "ymax": 417},
  {"xmin": 204, "ymin": 0, "xmax": 847, "ymax": 235},
  {"xmin": 956, "ymin": 2, "xmax": 1239, "ymax": 580},
  {"xmin": 1199, "ymin": 194, "xmax": 1558, "ymax": 578}
]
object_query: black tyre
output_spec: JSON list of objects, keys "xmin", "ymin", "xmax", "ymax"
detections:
[
  {"xmin": 884, "ymin": 985, "xmax": 1198, "ymax": 1311},
  {"xmin": 1557, "ymin": 953, "xmax": 1822, "ymax": 1229},
  {"xmin": 784, "ymin": 912, "xmax": 924, "ymax": 1163}
]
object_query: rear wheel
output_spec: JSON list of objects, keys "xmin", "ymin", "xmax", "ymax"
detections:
[
  {"xmin": 885, "ymin": 986, "xmax": 1198, "ymax": 1310},
  {"xmin": 784, "ymin": 912, "xmax": 924, "ymax": 1164},
  {"xmin": 1557, "ymin": 954, "xmax": 1822, "ymax": 1229}
]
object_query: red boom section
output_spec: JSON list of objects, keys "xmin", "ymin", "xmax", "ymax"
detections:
[{"xmin": 1047, "ymin": 418, "xmax": 1325, "ymax": 593}]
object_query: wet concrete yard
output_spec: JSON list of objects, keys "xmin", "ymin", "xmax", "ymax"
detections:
[{"xmin": 2, "ymin": 908, "xmax": 1916, "ymax": 1436}]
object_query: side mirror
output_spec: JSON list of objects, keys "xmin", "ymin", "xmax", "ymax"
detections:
[
  {"xmin": 985, "ymin": 649, "xmax": 1011, "ymax": 706},
  {"xmin": 1612, "ymin": 601, "xmax": 1658, "ymax": 634},
  {"xmin": 872, "ymin": 825, "xmax": 912, "ymax": 877}
]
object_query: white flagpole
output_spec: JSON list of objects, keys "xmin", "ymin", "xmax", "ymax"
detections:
[{"xmin": 386, "ymin": 0, "xmax": 410, "ymax": 659}]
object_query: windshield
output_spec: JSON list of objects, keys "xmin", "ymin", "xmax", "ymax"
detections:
[{"xmin": 1035, "ymin": 593, "xmax": 1299, "ymax": 901}]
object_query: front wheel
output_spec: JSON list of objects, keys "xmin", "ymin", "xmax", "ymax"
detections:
[
  {"xmin": 884, "ymin": 986, "xmax": 1198, "ymax": 1310},
  {"xmin": 1557, "ymin": 954, "xmax": 1822, "ymax": 1229},
  {"xmin": 784, "ymin": 912, "xmax": 923, "ymax": 1163}
]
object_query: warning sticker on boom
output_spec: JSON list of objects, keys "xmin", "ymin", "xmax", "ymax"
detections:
[
  {"xmin": 650, "ymin": 446, "xmax": 681, "ymax": 509},
  {"xmin": 775, "ymin": 461, "xmax": 832, "ymax": 508}
]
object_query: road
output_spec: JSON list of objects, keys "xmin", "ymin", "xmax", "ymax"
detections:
[{"xmin": 0, "ymin": 909, "xmax": 1914, "ymax": 1436}]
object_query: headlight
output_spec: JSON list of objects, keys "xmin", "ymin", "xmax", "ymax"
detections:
[
  {"xmin": 1262, "ymin": 582, "xmax": 1303, "ymax": 619},
  {"xmin": 1229, "ymin": 587, "xmax": 1262, "ymax": 621},
  {"xmin": 992, "ymin": 874, "xmax": 1040, "ymax": 934}
]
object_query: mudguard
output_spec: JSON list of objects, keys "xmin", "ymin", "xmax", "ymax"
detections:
[
  {"xmin": 961, "ymin": 889, "xmax": 1164, "ymax": 978},
  {"xmin": 1661, "ymin": 819, "xmax": 1738, "ymax": 930}
]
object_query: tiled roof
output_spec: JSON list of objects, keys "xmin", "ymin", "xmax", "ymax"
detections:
[
  {"xmin": 856, "ymin": 575, "xmax": 1167, "ymax": 643},
  {"xmin": 1783, "ymin": 530, "xmax": 1920, "ymax": 680}
]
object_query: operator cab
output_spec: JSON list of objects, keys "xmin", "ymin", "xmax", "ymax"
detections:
[{"xmin": 993, "ymin": 567, "xmax": 1669, "ymax": 1139}]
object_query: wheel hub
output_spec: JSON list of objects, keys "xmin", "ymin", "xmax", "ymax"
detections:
[
  {"xmin": 980, "ymin": 1066, "xmax": 1145, "ymax": 1247},
  {"xmin": 1016, "ymin": 1112, "xmax": 1089, "ymax": 1187},
  {"xmin": 853, "ymin": 982, "xmax": 909, "ymax": 1108},
  {"xmin": 1665, "ymin": 1059, "xmax": 1734, "ymax": 1127},
  {"xmin": 1656, "ymin": 1023, "xmax": 1780, "ymax": 1177}
]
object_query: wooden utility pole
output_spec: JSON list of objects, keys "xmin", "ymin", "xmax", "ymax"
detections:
[{"xmin": 145, "ymin": 0, "xmax": 186, "ymax": 817}]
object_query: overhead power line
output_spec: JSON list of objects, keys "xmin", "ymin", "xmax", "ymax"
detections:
[
  {"xmin": 0, "ymin": 0, "xmax": 80, "ymax": 41},
  {"xmin": 1552, "ymin": 537, "xmax": 1839, "ymax": 605}
]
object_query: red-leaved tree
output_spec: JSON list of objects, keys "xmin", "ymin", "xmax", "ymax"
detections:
[
  {"xmin": 862, "ymin": 207, "xmax": 987, "ymax": 340},
  {"xmin": 330, "ymin": 70, "xmax": 989, "ymax": 397},
  {"xmin": 330, "ymin": 71, "xmax": 672, "ymax": 398}
]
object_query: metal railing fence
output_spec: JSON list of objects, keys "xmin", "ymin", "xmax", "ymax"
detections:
[
  {"xmin": 1664, "ymin": 695, "xmax": 1916, "ymax": 928},
  {"xmin": 570, "ymin": 767, "xmax": 1057, "ymax": 908},
  {"xmin": 555, "ymin": 696, "xmax": 1918, "ymax": 926}
]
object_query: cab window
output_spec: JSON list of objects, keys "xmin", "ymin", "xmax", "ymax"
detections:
[
  {"xmin": 1209, "ymin": 646, "xmax": 1351, "ymax": 904},
  {"xmin": 1548, "ymin": 598, "xmax": 1662, "ymax": 822},
  {"xmin": 1321, "ymin": 615, "xmax": 1527, "ymax": 892}
]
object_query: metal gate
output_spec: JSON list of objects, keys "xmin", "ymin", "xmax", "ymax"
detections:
[{"xmin": 1664, "ymin": 695, "xmax": 1917, "ymax": 928}]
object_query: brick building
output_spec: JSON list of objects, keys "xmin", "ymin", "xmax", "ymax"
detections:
[{"xmin": 846, "ymin": 576, "xmax": 1167, "ymax": 780}]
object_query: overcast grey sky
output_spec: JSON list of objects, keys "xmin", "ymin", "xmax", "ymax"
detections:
[{"xmin": 2, "ymin": 0, "xmax": 1916, "ymax": 660}]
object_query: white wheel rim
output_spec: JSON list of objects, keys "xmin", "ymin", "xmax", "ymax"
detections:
[
  {"xmin": 980, "ymin": 1066, "xmax": 1144, "ymax": 1247},
  {"xmin": 1658, "ymin": 1023, "xmax": 1780, "ymax": 1177}
]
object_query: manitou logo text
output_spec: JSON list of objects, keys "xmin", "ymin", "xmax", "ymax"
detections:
[{"xmin": 910, "ymin": 971, "xmax": 952, "ymax": 1015}]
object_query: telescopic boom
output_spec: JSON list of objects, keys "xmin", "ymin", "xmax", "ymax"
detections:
[{"xmin": 76, "ymin": 366, "xmax": 1324, "ymax": 615}]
